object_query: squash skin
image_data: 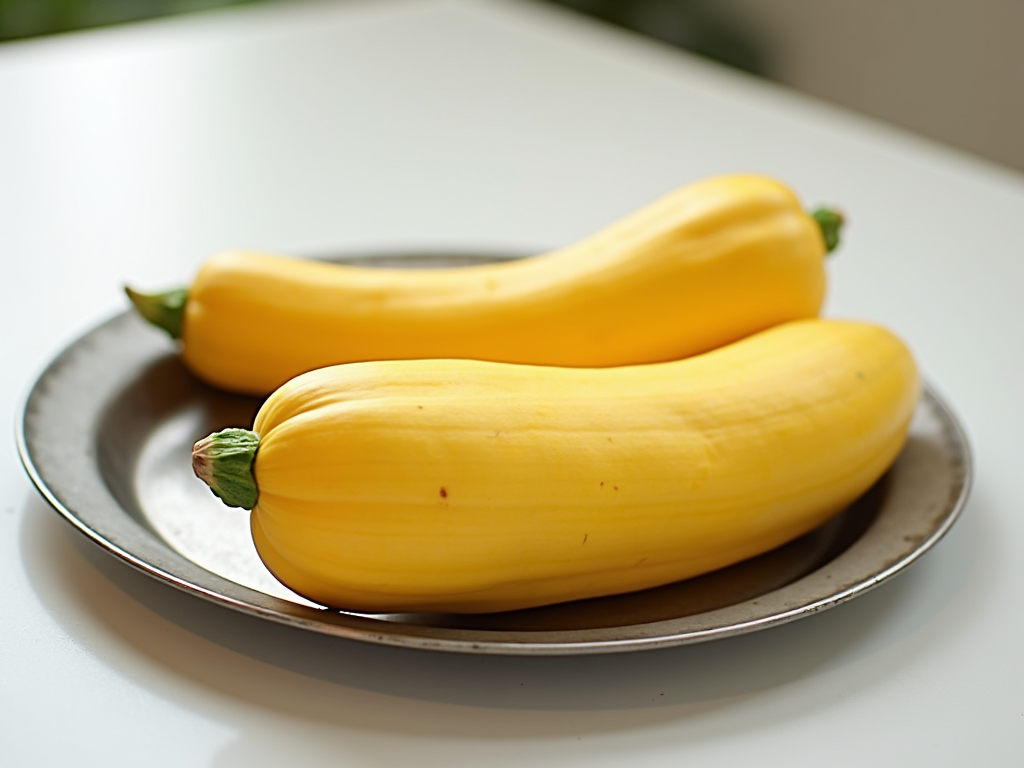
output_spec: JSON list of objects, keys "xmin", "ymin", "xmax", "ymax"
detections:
[
  {"xmin": 182, "ymin": 174, "xmax": 827, "ymax": 394},
  {"xmin": 246, "ymin": 319, "xmax": 919, "ymax": 614}
]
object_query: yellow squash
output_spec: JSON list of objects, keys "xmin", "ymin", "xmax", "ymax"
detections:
[
  {"xmin": 131, "ymin": 174, "xmax": 838, "ymax": 394},
  {"xmin": 193, "ymin": 319, "xmax": 919, "ymax": 614}
]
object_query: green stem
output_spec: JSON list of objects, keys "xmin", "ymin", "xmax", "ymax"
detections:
[
  {"xmin": 192, "ymin": 428, "xmax": 260, "ymax": 510},
  {"xmin": 811, "ymin": 207, "xmax": 845, "ymax": 254},
  {"xmin": 125, "ymin": 286, "xmax": 188, "ymax": 340}
]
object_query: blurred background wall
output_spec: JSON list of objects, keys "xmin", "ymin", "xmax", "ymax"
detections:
[{"xmin": 2, "ymin": 0, "xmax": 1021, "ymax": 173}]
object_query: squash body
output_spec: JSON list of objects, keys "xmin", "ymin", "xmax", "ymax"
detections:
[
  {"xmin": 183, "ymin": 174, "xmax": 827, "ymax": 394},
  {"xmin": 247, "ymin": 319, "xmax": 918, "ymax": 614}
]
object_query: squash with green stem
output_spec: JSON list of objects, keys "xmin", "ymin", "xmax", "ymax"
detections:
[
  {"xmin": 193, "ymin": 318, "xmax": 915, "ymax": 614},
  {"xmin": 129, "ymin": 174, "xmax": 843, "ymax": 395}
]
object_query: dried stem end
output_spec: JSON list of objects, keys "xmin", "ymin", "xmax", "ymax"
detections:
[
  {"xmin": 811, "ymin": 207, "xmax": 845, "ymax": 254},
  {"xmin": 193, "ymin": 428, "xmax": 260, "ymax": 510},
  {"xmin": 125, "ymin": 286, "xmax": 188, "ymax": 340}
]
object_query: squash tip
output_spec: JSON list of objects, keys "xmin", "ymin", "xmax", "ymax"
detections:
[
  {"xmin": 192, "ymin": 428, "xmax": 260, "ymax": 510},
  {"xmin": 125, "ymin": 284, "xmax": 188, "ymax": 340}
]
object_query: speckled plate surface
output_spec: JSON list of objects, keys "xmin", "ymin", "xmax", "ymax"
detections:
[{"xmin": 17, "ymin": 254, "xmax": 972, "ymax": 655}]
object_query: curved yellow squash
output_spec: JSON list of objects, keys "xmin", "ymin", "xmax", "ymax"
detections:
[
  {"xmin": 179, "ymin": 174, "xmax": 828, "ymax": 394},
  {"xmin": 229, "ymin": 319, "xmax": 918, "ymax": 614}
]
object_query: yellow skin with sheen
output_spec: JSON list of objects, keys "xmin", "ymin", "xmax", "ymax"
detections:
[
  {"xmin": 182, "ymin": 174, "xmax": 827, "ymax": 394},
  {"xmin": 245, "ymin": 319, "xmax": 919, "ymax": 614}
]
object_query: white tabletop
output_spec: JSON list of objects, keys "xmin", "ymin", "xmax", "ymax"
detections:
[{"xmin": 3, "ymin": 1, "xmax": 1022, "ymax": 765}]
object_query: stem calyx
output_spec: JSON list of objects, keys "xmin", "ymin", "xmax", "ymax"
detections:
[{"xmin": 193, "ymin": 428, "xmax": 260, "ymax": 510}]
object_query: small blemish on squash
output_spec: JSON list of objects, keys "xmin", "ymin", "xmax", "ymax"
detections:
[
  {"xmin": 582, "ymin": 534, "xmax": 588, "ymax": 545},
  {"xmin": 613, "ymin": 486, "xmax": 619, "ymax": 491},
  {"xmin": 439, "ymin": 487, "xmax": 448, "ymax": 499},
  {"xmin": 857, "ymin": 371, "xmax": 866, "ymax": 380},
  {"xmin": 417, "ymin": 405, "xmax": 424, "ymax": 409},
  {"xmin": 600, "ymin": 481, "xmax": 604, "ymax": 489}
]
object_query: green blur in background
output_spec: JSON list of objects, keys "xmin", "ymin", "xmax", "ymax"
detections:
[
  {"xmin": 0, "ymin": 0, "xmax": 767, "ymax": 75},
  {"xmin": 0, "ymin": 0, "xmax": 259, "ymax": 41}
]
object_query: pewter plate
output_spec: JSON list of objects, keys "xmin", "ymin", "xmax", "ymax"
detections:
[{"xmin": 17, "ymin": 253, "xmax": 972, "ymax": 655}]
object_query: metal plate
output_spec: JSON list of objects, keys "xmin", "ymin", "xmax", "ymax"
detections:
[{"xmin": 17, "ymin": 253, "xmax": 972, "ymax": 655}]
